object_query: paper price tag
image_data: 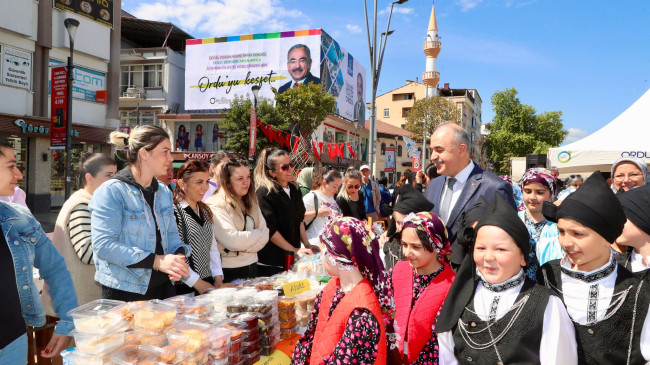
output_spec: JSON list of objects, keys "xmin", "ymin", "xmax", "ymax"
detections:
[
  {"xmin": 254, "ymin": 350, "xmax": 291, "ymax": 365},
  {"xmin": 282, "ymin": 279, "xmax": 311, "ymax": 297}
]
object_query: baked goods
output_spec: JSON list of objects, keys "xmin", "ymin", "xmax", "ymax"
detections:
[
  {"xmin": 278, "ymin": 297, "xmax": 296, "ymax": 311},
  {"xmin": 280, "ymin": 318, "xmax": 297, "ymax": 329}
]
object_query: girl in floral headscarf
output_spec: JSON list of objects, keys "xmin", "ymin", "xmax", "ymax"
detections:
[
  {"xmin": 291, "ymin": 217, "xmax": 388, "ymax": 365},
  {"xmin": 517, "ymin": 168, "xmax": 562, "ymax": 278},
  {"xmin": 387, "ymin": 212, "xmax": 456, "ymax": 364}
]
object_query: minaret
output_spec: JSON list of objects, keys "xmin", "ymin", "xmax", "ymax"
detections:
[{"xmin": 423, "ymin": 2, "xmax": 441, "ymax": 98}]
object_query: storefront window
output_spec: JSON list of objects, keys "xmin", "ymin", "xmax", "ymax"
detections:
[{"xmin": 50, "ymin": 144, "xmax": 99, "ymax": 207}]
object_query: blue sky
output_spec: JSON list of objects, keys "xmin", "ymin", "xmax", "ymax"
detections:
[{"xmin": 123, "ymin": 0, "xmax": 650, "ymax": 145}]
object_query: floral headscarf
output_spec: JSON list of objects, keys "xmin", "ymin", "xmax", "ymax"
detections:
[
  {"xmin": 401, "ymin": 212, "xmax": 452, "ymax": 263},
  {"xmin": 321, "ymin": 217, "xmax": 392, "ymax": 321},
  {"xmin": 520, "ymin": 168, "xmax": 557, "ymax": 199}
]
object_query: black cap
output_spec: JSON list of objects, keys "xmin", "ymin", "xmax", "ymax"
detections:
[
  {"xmin": 619, "ymin": 184, "xmax": 650, "ymax": 236},
  {"xmin": 475, "ymin": 192, "xmax": 530, "ymax": 259},
  {"xmin": 543, "ymin": 171, "xmax": 625, "ymax": 243}
]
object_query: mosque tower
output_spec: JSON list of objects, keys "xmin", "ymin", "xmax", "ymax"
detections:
[{"xmin": 423, "ymin": 2, "xmax": 441, "ymax": 98}]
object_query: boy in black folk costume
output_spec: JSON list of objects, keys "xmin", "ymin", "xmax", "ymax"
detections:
[
  {"xmin": 538, "ymin": 171, "xmax": 650, "ymax": 364},
  {"xmin": 614, "ymin": 184, "xmax": 650, "ymax": 281}
]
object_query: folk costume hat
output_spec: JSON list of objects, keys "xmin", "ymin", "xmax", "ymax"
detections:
[
  {"xmin": 542, "ymin": 171, "xmax": 626, "ymax": 244},
  {"xmin": 401, "ymin": 212, "xmax": 451, "ymax": 261},
  {"xmin": 619, "ymin": 184, "xmax": 650, "ymax": 236},
  {"xmin": 435, "ymin": 192, "xmax": 529, "ymax": 333},
  {"xmin": 520, "ymin": 167, "xmax": 557, "ymax": 200}
]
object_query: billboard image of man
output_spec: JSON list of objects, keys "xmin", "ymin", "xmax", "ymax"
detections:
[
  {"xmin": 278, "ymin": 44, "xmax": 321, "ymax": 94},
  {"xmin": 353, "ymin": 73, "xmax": 365, "ymax": 126}
]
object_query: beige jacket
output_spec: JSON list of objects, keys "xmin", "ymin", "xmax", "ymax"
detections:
[
  {"xmin": 206, "ymin": 189, "xmax": 269, "ymax": 269},
  {"xmin": 42, "ymin": 189, "xmax": 101, "ymax": 316}
]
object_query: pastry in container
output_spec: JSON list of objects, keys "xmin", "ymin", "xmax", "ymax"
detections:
[
  {"xmin": 133, "ymin": 300, "xmax": 177, "ymax": 334},
  {"xmin": 233, "ymin": 288, "xmax": 258, "ymax": 301},
  {"xmin": 233, "ymin": 312, "xmax": 259, "ymax": 330},
  {"xmin": 166, "ymin": 321, "xmax": 211, "ymax": 354},
  {"xmin": 226, "ymin": 299, "xmax": 250, "ymax": 314},
  {"xmin": 280, "ymin": 317, "xmax": 297, "ymax": 329},
  {"xmin": 280, "ymin": 324, "xmax": 298, "ymax": 339},
  {"xmin": 163, "ymin": 293, "xmax": 194, "ymax": 312},
  {"xmin": 229, "ymin": 350, "xmax": 244, "ymax": 364},
  {"xmin": 261, "ymin": 344, "xmax": 273, "ymax": 356},
  {"xmin": 110, "ymin": 345, "xmax": 175, "ymax": 365},
  {"xmin": 73, "ymin": 321, "xmax": 129, "ymax": 355},
  {"xmin": 66, "ymin": 348, "xmax": 114, "ymax": 365},
  {"xmin": 243, "ymin": 327, "xmax": 260, "ymax": 342},
  {"xmin": 242, "ymin": 339, "xmax": 261, "ymax": 355},
  {"xmin": 217, "ymin": 320, "xmax": 247, "ymax": 342},
  {"xmin": 278, "ymin": 297, "xmax": 296, "ymax": 312},
  {"xmin": 207, "ymin": 328, "xmax": 232, "ymax": 361},
  {"xmin": 67, "ymin": 299, "xmax": 125, "ymax": 335},
  {"xmin": 278, "ymin": 308, "xmax": 296, "ymax": 321},
  {"xmin": 244, "ymin": 349, "xmax": 262, "ymax": 364}
]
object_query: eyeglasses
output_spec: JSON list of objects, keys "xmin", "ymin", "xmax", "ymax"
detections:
[
  {"xmin": 613, "ymin": 172, "xmax": 644, "ymax": 182},
  {"xmin": 569, "ymin": 174, "xmax": 582, "ymax": 179},
  {"xmin": 347, "ymin": 184, "xmax": 360, "ymax": 190},
  {"xmin": 280, "ymin": 163, "xmax": 295, "ymax": 172},
  {"xmin": 288, "ymin": 58, "xmax": 309, "ymax": 65}
]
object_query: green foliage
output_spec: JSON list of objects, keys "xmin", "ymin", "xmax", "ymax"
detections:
[
  {"xmin": 486, "ymin": 88, "xmax": 568, "ymax": 174},
  {"xmin": 404, "ymin": 96, "xmax": 461, "ymax": 139},
  {"xmin": 220, "ymin": 96, "xmax": 289, "ymax": 157},
  {"xmin": 274, "ymin": 82, "xmax": 337, "ymax": 137}
]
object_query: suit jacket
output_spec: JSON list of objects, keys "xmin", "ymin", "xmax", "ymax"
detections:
[
  {"xmin": 425, "ymin": 163, "xmax": 516, "ymax": 265},
  {"xmin": 278, "ymin": 72, "xmax": 321, "ymax": 94},
  {"xmin": 353, "ymin": 100, "xmax": 366, "ymax": 126}
]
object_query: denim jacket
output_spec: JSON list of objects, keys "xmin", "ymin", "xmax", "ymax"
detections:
[
  {"xmin": 0, "ymin": 202, "xmax": 77, "ymax": 336},
  {"xmin": 89, "ymin": 179, "xmax": 191, "ymax": 294}
]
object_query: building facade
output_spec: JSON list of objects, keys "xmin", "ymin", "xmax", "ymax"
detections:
[{"xmin": 0, "ymin": 0, "xmax": 119, "ymax": 212}]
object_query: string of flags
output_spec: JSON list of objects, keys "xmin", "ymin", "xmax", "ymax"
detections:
[{"xmin": 256, "ymin": 119, "xmax": 356, "ymax": 161}]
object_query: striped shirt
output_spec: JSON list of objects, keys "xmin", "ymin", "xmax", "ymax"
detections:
[{"xmin": 68, "ymin": 203, "xmax": 93, "ymax": 264}]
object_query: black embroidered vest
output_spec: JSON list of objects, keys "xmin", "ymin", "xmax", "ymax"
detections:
[
  {"xmin": 452, "ymin": 279, "xmax": 550, "ymax": 365},
  {"xmin": 538, "ymin": 260, "xmax": 650, "ymax": 365},
  {"xmin": 174, "ymin": 205, "xmax": 213, "ymax": 279},
  {"xmin": 614, "ymin": 251, "xmax": 650, "ymax": 284}
]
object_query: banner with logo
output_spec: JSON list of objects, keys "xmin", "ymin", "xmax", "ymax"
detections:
[
  {"xmin": 51, "ymin": 66, "xmax": 68, "ymax": 148},
  {"xmin": 54, "ymin": 0, "xmax": 114, "ymax": 28},
  {"xmin": 184, "ymin": 29, "xmax": 366, "ymax": 124},
  {"xmin": 385, "ymin": 147, "xmax": 395, "ymax": 173},
  {"xmin": 2, "ymin": 46, "xmax": 32, "ymax": 90},
  {"xmin": 50, "ymin": 59, "xmax": 106, "ymax": 103},
  {"xmin": 402, "ymin": 136, "xmax": 418, "ymax": 158},
  {"xmin": 412, "ymin": 153, "xmax": 421, "ymax": 172}
]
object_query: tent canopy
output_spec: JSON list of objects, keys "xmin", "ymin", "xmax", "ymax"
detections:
[{"xmin": 548, "ymin": 88, "xmax": 650, "ymax": 174}]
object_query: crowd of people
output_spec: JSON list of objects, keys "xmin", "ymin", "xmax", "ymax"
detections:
[{"xmin": 2, "ymin": 121, "xmax": 650, "ymax": 364}]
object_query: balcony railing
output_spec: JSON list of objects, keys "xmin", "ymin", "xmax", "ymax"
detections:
[
  {"xmin": 422, "ymin": 71, "xmax": 440, "ymax": 87},
  {"xmin": 423, "ymin": 40, "xmax": 441, "ymax": 57}
]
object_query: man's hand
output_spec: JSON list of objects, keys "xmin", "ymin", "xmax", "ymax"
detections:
[{"xmin": 41, "ymin": 334, "xmax": 71, "ymax": 358}]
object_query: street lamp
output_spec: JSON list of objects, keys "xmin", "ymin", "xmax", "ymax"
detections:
[
  {"xmin": 363, "ymin": 0, "xmax": 408, "ymax": 176},
  {"xmin": 64, "ymin": 18, "xmax": 79, "ymax": 200},
  {"xmin": 251, "ymin": 85, "xmax": 260, "ymax": 110},
  {"xmin": 249, "ymin": 85, "xmax": 260, "ymax": 161}
]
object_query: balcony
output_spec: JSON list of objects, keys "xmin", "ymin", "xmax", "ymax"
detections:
[
  {"xmin": 423, "ymin": 40, "xmax": 441, "ymax": 57},
  {"xmin": 422, "ymin": 71, "xmax": 440, "ymax": 87},
  {"xmin": 121, "ymin": 87, "xmax": 146, "ymax": 100}
]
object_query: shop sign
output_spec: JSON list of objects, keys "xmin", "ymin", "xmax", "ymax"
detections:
[
  {"xmin": 282, "ymin": 279, "xmax": 311, "ymax": 297},
  {"xmin": 54, "ymin": 0, "xmax": 114, "ymax": 29},
  {"xmin": 49, "ymin": 59, "xmax": 106, "ymax": 103},
  {"xmin": 2, "ymin": 46, "xmax": 32, "ymax": 90},
  {"xmin": 50, "ymin": 66, "xmax": 68, "ymax": 148},
  {"xmin": 183, "ymin": 152, "xmax": 214, "ymax": 160}
]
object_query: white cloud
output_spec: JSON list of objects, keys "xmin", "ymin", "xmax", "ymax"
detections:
[
  {"xmin": 563, "ymin": 127, "xmax": 590, "ymax": 145},
  {"xmin": 378, "ymin": 6, "xmax": 414, "ymax": 16},
  {"xmin": 456, "ymin": 0, "xmax": 483, "ymax": 12},
  {"xmin": 346, "ymin": 24, "xmax": 362, "ymax": 34},
  {"xmin": 129, "ymin": 0, "xmax": 305, "ymax": 36}
]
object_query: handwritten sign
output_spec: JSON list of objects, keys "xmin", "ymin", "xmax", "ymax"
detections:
[
  {"xmin": 282, "ymin": 279, "xmax": 311, "ymax": 297},
  {"xmin": 254, "ymin": 350, "xmax": 291, "ymax": 365}
]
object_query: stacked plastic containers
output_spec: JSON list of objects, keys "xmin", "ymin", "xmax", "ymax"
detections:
[
  {"xmin": 254, "ymin": 290, "xmax": 280, "ymax": 355},
  {"xmin": 278, "ymin": 297, "xmax": 298, "ymax": 340},
  {"xmin": 66, "ymin": 299, "xmax": 129, "ymax": 364},
  {"xmin": 295, "ymin": 290, "xmax": 320, "ymax": 328}
]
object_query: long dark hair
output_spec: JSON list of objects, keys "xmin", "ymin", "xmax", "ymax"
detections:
[
  {"xmin": 220, "ymin": 157, "xmax": 258, "ymax": 214},
  {"xmin": 79, "ymin": 153, "xmax": 116, "ymax": 187},
  {"xmin": 173, "ymin": 159, "xmax": 213, "ymax": 223},
  {"xmin": 254, "ymin": 148, "xmax": 290, "ymax": 193}
]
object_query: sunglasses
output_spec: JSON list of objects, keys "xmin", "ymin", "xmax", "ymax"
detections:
[
  {"xmin": 347, "ymin": 184, "xmax": 360, "ymax": 190},
  {"xmin": 279, "ymin": 163, "xmax": 295, "ymax": 172}
]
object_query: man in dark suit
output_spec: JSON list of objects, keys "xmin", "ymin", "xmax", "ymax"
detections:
[
  {"xmin": 277, "ymin": 44, "xmax": 321, "ymax": 94},
  {"xmin": 353, "ymin": 73, "xmax": 365, "ymax": 126},
  {"xmin": 424, "ymin": 123, "xmax": 516, "ymax": 267}
]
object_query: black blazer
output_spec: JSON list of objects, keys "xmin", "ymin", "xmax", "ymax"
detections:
[
  {"xmin": 256, "ymin": 183, "xmax": 306, "ymax": 268},
  {"xmin": 277, "ymin": 73, "xmax": 321, "ymax": 94},
  {"xmin": 336, "ymin": 196, "xmax": 367, "ymax": 221},
  {"xmin": 425, "ymin": 163, "xmax": 515, "ymax": 239}
]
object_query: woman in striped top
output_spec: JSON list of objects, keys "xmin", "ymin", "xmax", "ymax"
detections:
[
  {"xmin": 48, "ymin": 153, "xmax": 116, "ymax": 308},
  {"xmin": 173, "ymin": 160, "xmax": 223, "ymax": 295}
]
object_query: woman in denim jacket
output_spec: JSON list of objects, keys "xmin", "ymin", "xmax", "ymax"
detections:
[
  {"xmin": 0, "ymin": 140, "xmax": 77, "ymax": 363},
  {"xmin": 89, "ymin": 126, "xmax": 191, "ymax": 301}
]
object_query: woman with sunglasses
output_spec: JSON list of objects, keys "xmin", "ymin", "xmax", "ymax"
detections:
[
  {"xmin": 336, "ymin": 167, "xmax": 367, "ymax": 221},
  {"xmin": 90, "ymin": 126, "xmax": 191, "ymax": 301},
  {"xmin": 207, "ymin": 158, "xmax": 269, "ymax": 283},
  {"xmin": 173, "ymin": 160, "xmax": 223, "ymax": 294},
  {"xmin": 254, "ymin": 148, "xmax": 313, "ymax": 276}
]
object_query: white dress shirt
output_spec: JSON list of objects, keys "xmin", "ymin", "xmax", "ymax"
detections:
[
  {"xmin": 178, "ymin": 201, "xmax": 223, "ymax": 288},
  {"xmin": 438, "ymin": 270, "xmax": 578, "ymax": 364},
  {"xmin": 559, "ymin": 255, "xmax": 650, "ymax": 360},
  {"xmin": 440, "ymin": 161, "xmax": 474, "ymax": 223},
  {"xmin": 630, "ymin": 251, "xmax": 650, "ymax": 273}
]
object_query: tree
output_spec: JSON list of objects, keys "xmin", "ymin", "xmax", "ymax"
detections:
[
  {"xmin": 274, "ymin": 82, "xmax": 337, "ymax": 167},
  {"xmin": 220, "ymin": 96, "xmax": 288, "ymax": 157},
  {"xmin": 404, "ymin": 96, "xmax": 461, "ymax": 141},
  {"xmin": 485, "ymin": 88, "xmax": 568, "ymax": 175}
]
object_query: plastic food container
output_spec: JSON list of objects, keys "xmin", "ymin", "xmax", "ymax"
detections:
[
  {"xmin": 280, "ymin": 324, "xmax": 298, "ymax": 339},
  {"xmin": 233, "ymin": 288, "xmax": 258, "ymax": 301},
  {"xmin": 110, "ymin": 345, "xmax": 181, "ymax": 365},
  {"xmin": 242, "ymin": 339, "xmax": 261, "ymax": 355},
  {"xmin": 167, "ymin": 322, "xmax": 210, "ymax": 354},
  {"xmin": 278, "ymin": 297, "xmax": 296, "ymax": 312},
  {"xmin": 66, "ymin": 348, "xmax": 114, "ymax": 365},
  {"xmin": 132, "ymin": 300, "xmax": 177, "ymax": 334},
  {"xmin": 217, "ymin": 320, "xmax": 247, "ymax": 341},
  {"xmin": 230, "ymin": 336, "xmax": 245, "ymax": 353},
  {"xmin": 163, "ymin": 294, "xmax": 195, "ymax": 311},
  {"xmin": 261, "ymin": 344, "xmax": 273, "ymax": 356},
  {"xmin": 243, "ymin": 327, "xmax": 259, "ymax": 342},
  {"xmin": 67, "ymin": 299, "xmax": 125, "ymax": 335},
  {"xmin": 140, "ymin": 332, "xmax": 169, "ymax": 348},
  {"xmin": 73, "ymin": 321, "xmax": 129, "ymax": 355},
  {"xmin": 278, "ymin": 308, "xmax": 296, "ymax": 321},
  {"xmin": 227, "ymin": 299, "xmax": 251, "ymax": 314},
  {"xmin": 229, "ymin": 350, "xmax": 244, "ymax": 364},
  {"xmin": 244, "ymin": 349, "xmax": 262, "ymax": 365},
  {"xmin": 280, "ymin": 317, "xmax": 297, "ymax": 329},
  {"xmin": 207, "ymin": 328, "xmax": 232, "ymax": 359},
  {"xmin": 234, "ymin": 312, "xmax": 259, "ymax": 330}
]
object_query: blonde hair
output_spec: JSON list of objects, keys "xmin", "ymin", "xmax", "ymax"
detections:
[
  {"xmin": 109, "ymin": 125, "xmax": 170, "ymax": 165},
  {"xmin": 338, "ymin": 167, "xmax": 362, "ymax": 200},
  {"xmin": 253, "ymin": 148, "xmax": 290, "ymax": 193}
]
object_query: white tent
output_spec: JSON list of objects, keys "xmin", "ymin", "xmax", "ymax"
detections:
[{"xmin": 548, "ymin": 88, "xmax": 650, "ymax": 174}]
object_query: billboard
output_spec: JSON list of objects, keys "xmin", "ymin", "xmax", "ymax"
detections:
[
  {"xmin": 54, "ymin": 0, "xmax": 114, "ymax": 28},
  {"xmin": 385, "ymin": 147, "xmax": 395, "ymax": 173},
  {"xmin": 174, "ymin": 121, "xmax": 221, "ymax": 152},
  {"xmin": 50, "ymin": 59, "xmax": 106, "ymax": 103},
  {"xmin": 185, "ymin": 29, "xmax": 366, "ymax": 125}
]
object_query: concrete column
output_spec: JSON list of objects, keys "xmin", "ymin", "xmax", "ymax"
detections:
[
  {"xmin": 33, "ymin": 0, "xmax": 53, "ymax": 117},
  {"xmin": 26, "ymin": 137, "xmax": 52, "ymax": 213},
  {"xmin": 105, "ymin": 0, "xmax": 121, "ymax": 129}
]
